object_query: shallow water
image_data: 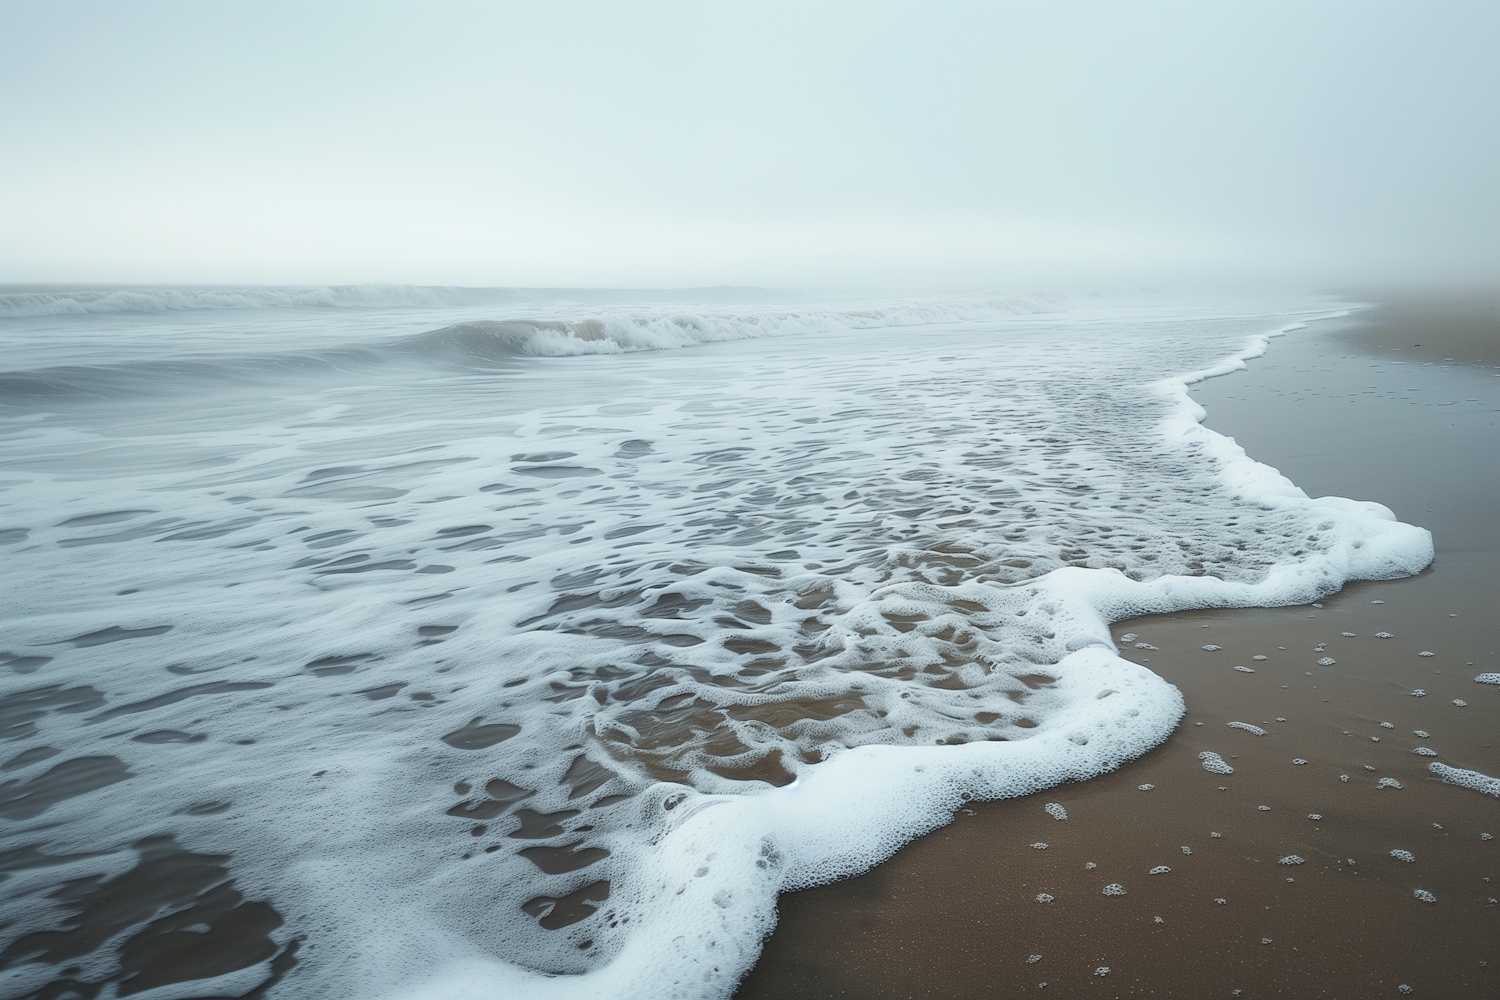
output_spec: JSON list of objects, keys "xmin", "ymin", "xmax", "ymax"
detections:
[{"xmin": 0, "ymin": 289, "xmax": 1431, "ymax": 999}]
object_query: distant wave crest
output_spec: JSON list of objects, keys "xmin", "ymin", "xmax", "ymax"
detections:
[
  {"xmin": 0, "ymin": 293, "xmax": 1071, "ymax": 400},
  {"xmin": 410, "ymin": 294, "xmax": 1069, "ymax": 360},
  {"xmin": 0, "ymin": 284, "xmax": 468, "ymax": 318}
]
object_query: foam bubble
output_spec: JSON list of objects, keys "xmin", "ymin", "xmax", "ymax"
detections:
[
  {"xmin": 1379, "ymin": 778, "xmax": 1404, "ymax": 789},
  {"xmin": 1102, "ymin": 884, "xmax": 1127, "ymax": 896},
  {"xmin": 1150, "ymin": 865, "xmax": 1171, "ymax": 874},
  {"xmin": 1035, "ymin": 894, "xmax": 1054, "ymax": 904},
  {"xmin": 1413, "ymin": 889, "xmax": 1436, "ymax": 903},
  {"xmin": 1390, "ymin": 850, "xmax": 1415, "ymax": 862},
  {"xmin": 1045, "ymin": 802, "xmax": 1068, "ymax": 821},
  {"xmin": 1475, "ymin": 673, "xmax": 1500, "ymax": 686},
  {"xmin": 1414, "ymin": 747, "xmax": 1438, "ymax": 756},
  {"xmin": 1228, "ymin": 722, "xmax": 1267, "ymax": 735},
  {"xmin": 1428, "ymin": 762, "xmax": 1500, "ymax": 798},
  {"xmin": 1279, "ymin": 855, "xmax": 1305, "ymax": 865}
]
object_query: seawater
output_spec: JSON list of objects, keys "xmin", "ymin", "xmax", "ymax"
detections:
[{"xmin": 0, "ymin": 288, "xmax": 1432, "ymax": 1000}]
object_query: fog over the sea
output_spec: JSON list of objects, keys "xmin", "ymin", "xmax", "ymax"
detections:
[{"xmin": 3, "ymin": 1, "xmax": 1496, "ymax": 290}]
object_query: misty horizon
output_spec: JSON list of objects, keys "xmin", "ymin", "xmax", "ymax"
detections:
[{"xmin": 4, "ymin": 2, "xmax": 1498, "ymax": 291}]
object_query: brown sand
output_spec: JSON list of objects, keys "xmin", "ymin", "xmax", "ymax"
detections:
[{"xmin": 736, "ymin": 298, "xmax": 1500, "ymax": 998}]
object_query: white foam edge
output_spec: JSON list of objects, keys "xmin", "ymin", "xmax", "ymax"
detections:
[
  {"xmin": 1152, "ymin": 315, "xmax": 1432, "ymax": 588},
  {"xmin": 389, "ymin": 644, "xmax": 1180, "ymax": 1000},
  {"xmin": 386, "ymin": 311, "xmax": 1435, "ymax": 1000}
]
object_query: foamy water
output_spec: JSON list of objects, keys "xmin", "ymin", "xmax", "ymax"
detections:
[{"xmin": 0, "ymin": 289, "xmax": 1432, "ymax": 1000}]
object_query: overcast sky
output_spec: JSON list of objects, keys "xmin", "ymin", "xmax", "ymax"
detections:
[{"xmin": 3, "ymin": 1, "xmax": 1496, "ymax": 290}]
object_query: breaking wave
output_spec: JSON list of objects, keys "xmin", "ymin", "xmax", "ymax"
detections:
[{"xmin": 0, "ymin": 293, "xmax": 1069, "ymax": 401}]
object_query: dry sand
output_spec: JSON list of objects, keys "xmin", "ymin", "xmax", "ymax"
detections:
[{"xmin": 736, "ymin": 296, "xmax": 1500, "ymax": 998}]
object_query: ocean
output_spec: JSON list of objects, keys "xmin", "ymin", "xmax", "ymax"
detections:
[{"xmin": 0, "ymin": 287, "xmax": 1432, "ymax": 1000}]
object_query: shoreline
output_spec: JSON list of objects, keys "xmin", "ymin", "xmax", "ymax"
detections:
[{"xmin": 736, "ymin": 295, "xmax": 1500, "ymax": 998}]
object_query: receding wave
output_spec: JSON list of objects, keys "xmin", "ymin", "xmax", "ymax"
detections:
[{"xmin": 0, "ymin": 296, "xmax": 1435, "ymax": 1000}]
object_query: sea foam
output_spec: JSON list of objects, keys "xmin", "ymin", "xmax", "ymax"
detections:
[
  {"xmin": 0, "ymin": 295, "xmax": 1434, "ymax": 1000},
  {"xmin": 1429, "ymin": 762, "xmax": 1500, "ymax": 798}
]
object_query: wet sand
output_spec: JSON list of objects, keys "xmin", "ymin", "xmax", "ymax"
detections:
[
  {"xmin": 1338, "ymin": 290, "xmax": 1500, "ymax": 366},
  {"xmin": 737, "ymin": 296, "xmax": 1500, "ymax": 998}
]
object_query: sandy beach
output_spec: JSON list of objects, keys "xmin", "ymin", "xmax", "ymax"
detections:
[{"xmin": 737, "ymin": 295, "xmax": 1500, "ymax": 998}]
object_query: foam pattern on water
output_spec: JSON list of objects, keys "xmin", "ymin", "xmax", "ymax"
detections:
[
  {"xmin": 1429, "ymin": 762, "xmax": 1500, "ymax": 798},
  {"xmin": 0, "ymin": 297, "xmax": 1433, "ymax": 1000},
  {"xmin": 1198, "ymin": 751, "xmax": 1234, "ymax": 774}
]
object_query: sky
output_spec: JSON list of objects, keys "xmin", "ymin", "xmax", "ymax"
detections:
[{"xmin": 2, "ymin": 1, "xmax": 1497, "ymax": 291}]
